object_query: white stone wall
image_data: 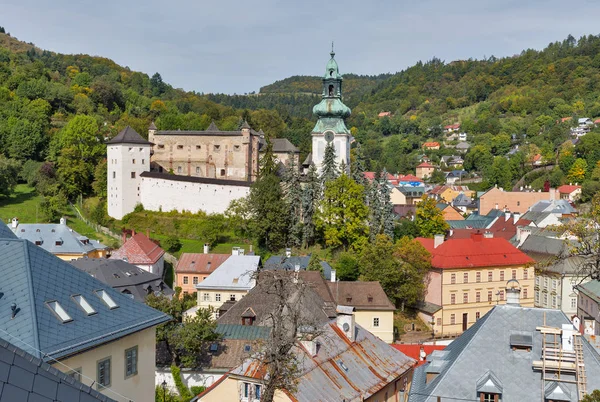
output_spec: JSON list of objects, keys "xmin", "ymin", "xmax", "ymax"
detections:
[
  {"xmin": 139, "ymin": 177, "xmax": 250, "ymax": 215},
  {"xmin": 534, "ymin": 273, "xmax": 586, "ymax": 315},
  {"xmin": 311, "ymin": 132, "xmax": 351, "ymax": 172},
  {"xmin": 107, "ymin": 144, "xmax": 151, "ymax": 220},
  {"xmin": 135, "ymin": 255, "xmax": 164, "ymax": 276},
  {"xmin": 155, "ymin": 367, "xmax": 226, "ymax": 395}
]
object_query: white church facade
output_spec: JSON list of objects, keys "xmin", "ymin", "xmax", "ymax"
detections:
[{"xmin": 107, "ymin": 50, "xmax": 352, "ymax": 220}]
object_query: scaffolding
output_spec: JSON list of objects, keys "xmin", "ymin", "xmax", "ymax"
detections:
[{"xmin": 533, "ymin": 319, "xmax": 587, "ymax": 401}]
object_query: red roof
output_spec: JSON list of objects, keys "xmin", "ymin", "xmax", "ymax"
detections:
[
  {"xmin": 561, "ymin": 117, "xmax": 573, "ymax": 122},
  {"xmin": 110, "ymin": 233, "xmax": 165, "ymax": 265},
  {"xmin": 378, "ymin": 111, "xmax": 392, "ymax": 117},
  {"xmin": 391, "ymin": 344, "xmax": 446, "ymax": 366},
  {"xmin": 449, "ymin": 215, "xmax": 532, "ymax": 241},
  {"xmin": 176, "ymin": 253, "xmax": 230, "ymax": 274},
  {"xmin": 416, "ymin": 234, "xmax": 534, "ymax": 269},
  {"xmin": 398, "ymin": 174, "xmax": 423, "ymax": 182},
  {"xmin": 558, "ymin": 184, "xmax": 581, "ymax": 194},
  {"xmin": 417, "ymin": 162, "xmax": 434, "ymax": 168},
  {"xmin": 422, "ymin": 142, "xmax": 440, "ymax": 148},
  {"xmin": 594, "ymin": 118, "xmax": 600, "ymax": 124},
  {"xmin": 444, "ymin": 123, "xmax": 461, "ymax": 130},
  {"xmin": 363, "ymin": 172, "xmax": 376, "ymax": 181},
  {"xmin": 532, "ymin": 154, "xmax": 542, "ymax": 162}
]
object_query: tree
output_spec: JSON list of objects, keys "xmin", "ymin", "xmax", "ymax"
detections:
[
  {"xmin": 320, "ymin": 142, "xmax": 338, "ymax": 183},
  {"xmin": 163, "ymin": 235, "xmax": 182, "ymax": 253},
  {"xmin": 582, "ymin": 390, "xmax": 600, "ymax": 402},
  {"xmin": 351, "ymin": 142, "xmax": 367, "ymax": 185},
  {"xmin": 393, "ymin": 237, "xmax": 431, "ymax": 310},
  {"xmin": 282, "ymin": 154, "xmax": 303, "ymax": 247},
  {"xmin": 464, "ymin": 145, "xmax": 493, "ymax": 172},
  {"xmin": 567, "ymin": 158, "xmax": 588, "ymax": 183},
  {"xmin": 306, "ymin": 253, "xmax": 323, "ymax": 275},
  {"xmin": 150, "ymin": 72, "xmax": 167, "ymax": 96},
  {"xmin": 335, "ymin": 252, "xmax": 359, "ymax": 281},
  {"xmin": 146, "ymin": 288, "xmax": 220, "ymax": 367},
  {"xmin": 0, "ymin": 155, "xmax": 20, "ymax": 198},
  {"xmin": 415, "ymin": 196, "xmax": 449, "ymax": 238},
  {"xmin": 368, "ymin": 169, "xmax": 394, "ymax": 239},
  {"xmin": 92, "ymin": 159, "xmax": 107, "ymax": 198},
  {"xmin": 301, "ymin": 164, "xmax": 320, "ymax": 247},
  {"xmin": 315, "ymin": 174, "xmax": 368, "ymax": 250}
]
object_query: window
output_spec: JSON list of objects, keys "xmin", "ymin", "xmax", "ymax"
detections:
[
  {"xmin": 243, "ymin": 382, "xmax": 250, "ymax": 399},
  {"xmin": 451, "ymin": 273, "xmax": 456, "ymax": 284},
  {"xmin": 476, "ymin": 312, "xmax": 480, "ymax": 320},
  {"xmin": 215, "ymin": 293, "xmax": 221, "ymax": 302},
  {"xmin": 373, "ymin": 317, "xmax": 380, "ymax": 327},
  {"xmin": 66, "ymin": 368, "xmax": 82, "ymax": 382},
  {"xmin": 177, "ymin": 145, "xmax": 183, "ymax": 149},
  {"xmin": 46, "ymin": 301, "xmax": 72, "ymax": 323},
  {"xmin": 97, "ymin": 357, "xmax": 111, "ymax": 389},
  {"xmin": 488, "ymin": 271, "xmax": 493, "ymax": 282},
  {"xmin": 193, "ymin": 276, "xmax": 199, "ymax": 285},
  {"xmin": 552, "ymin": 295, "xmax": 557, "ymax": 308},
  {"xmin": 125, "ymin": 346, "xmax": 138, "ymax": 378},
  {"xmin": 132, "ymin": 159, "xmax": 135, "ymax": 164},
  {"xmin": 544, "ymin": 277, "xmax": 549, "ymax": 287},
  {"xmin": 130, "ymin": 172, "xmax": 136, "ymax": 179},
  {"xmin": 196, "ymin": 166, "xmax": 200, "ymax": 174},
  {"xmin": 500, "ymin": 271, "xmax": 505, "ymax": 281},
  {"xmin": 523, "ymin": 269, "xmax": 528, "ymax": 280},
  {"xmin": 71, "ymin": 295, "xmax": 96, "ymax": 315},
  {"xmin": 488, "ymin": 291, "xmax": 493, "ymax": 302},
  {"xmin": 499, "ymin": 290, "xmax": 504, "ymax": 301},
  {"xmin": 523, "ymin": 288, "xmax": 528, "ymax": 299},
  {"xmin": 536, "ymin": 276, "xmax": 540, "ymax": 285},
  {"xmin": 234, "ymin": 145, "xmax": 241, "ymax": 151},
  {"xmin": 535, "ymin": 291, "xmax": 540, "ymax": 303},
  {"xmin": 481, "ymin": 392, "xmax": 499, "ymax": 401},
  {"xmin": 463, "ymin": 292, "xmax": 469, "ymax": 304},
  {"xmin": 255, "ymin": 384, "xmax": 261, "ymax": 400},
  {"xmin": 476, "ymin": 291, "xmax": 481, "ymax": 303},
  {"xmin": 512, "ymin": 269, "xmax": 517, "ymax": 279},
  {"xmin": 139, "ymin": 148, "xmax": 143, "ymax": 152},
  {"xmin": 552, "ymin": 280, "xmax": 557, "ymax": 290},
  {"xmin": 476, "ymin": 272, "xmax": 481, "ymax": 283},
  {"xmin": 142, "ymin": 159, "xmax": 145, "ymax": 165},
  {"xmin": 571, "ymin": 298, "xmax": 577, "ymax": 309},
  {"xmin": 196, "ymin": 145, "xmax": 201, "ymax": 149},
  {"xmin": 450, "ymin": 314, "xmax": 455, "ymax": 325},
  {"xmin": 203, "ymin": 293, "xmax": 210, "ymax": 302},
  {"xmin": 451, "ymin": 294, "xmax": 456, "ymax": 305},
  {"xmin": 128, "ymin": 147, "xmax": 132, "ymax": 151},
  {"xmin": 220, "ymin": 169, "xmax": 226, "ymax": 176},
  {"xmin": 230, "ymin": 294, "xmax": 236, "ymax": 301},
  {"xmin": 464, "ymin": 272, "xmax": 469, "ymax": 283},
  {"xmin": 437, "ymin": 318, "xmax": 441, "ymax": 326},
  {"xmin": 183, "ymin": 276, "xmax": 188, "ymax": 284},
  {"xmin": 177, "ymin": 166, "xmax": 182, "ymax": 173},
  {"xmin": 157, "ymin": 144, "xmax": 164, "ymax": 149},
  {"xmin": 214, "ymin": 145, "xmax": 220, "ymax": 151},
  {"xmin": 112, "ymin": 171, "xmax": 116, "ymax": 179},
  {"xmin": 94, "ymin": 290, "xmax": 119, "ymax": 309}
]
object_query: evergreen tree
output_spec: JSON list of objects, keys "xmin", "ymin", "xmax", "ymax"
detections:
[
  {"xmin": 415, "ymin": 196, "xmax": 449, "ymax": 238},
  {"xmin": 301, "ymin": 164, "xmax": 320, "ymax": 247},
  {"xmin": 320, "ymin": 142, "xmax": 338, "ymax": 183},
  {"xmin": 283, "ymin": 153, "xmax": 303, "ymax": 247},
  {"xmin": 351, "ymin": 142, "xmax": 367, "ymax": 186},
  {"xmin": 368, "ymin": 168, "xmax": 394, "ymax": 239},
  {"xmin": 379, "ymin": 172, "xmax": 395, "ymax": 239}
]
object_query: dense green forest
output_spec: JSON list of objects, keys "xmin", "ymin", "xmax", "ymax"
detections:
[{"xmin": 4, "ymin": 26, "xmax": 600, "ymax": 219}]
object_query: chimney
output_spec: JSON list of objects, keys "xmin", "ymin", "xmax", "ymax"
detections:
[
  {"xmin": 434, "ymin": 234, "xmax": 445, "ymax": 248},
  {"xmin": 562, "ymin": 324, "xmax": 575, "ymax": 352},
  {"xmin": 505, "ymin": 280, "xmax": 521, "ymax": 306},
  {"xmin": 299, "ymin": 335, "xmax": 319, "ymax": 357},
  {"xmin": 59, "ymin": 217, "xmax": 66, "ymax": 225},
  {"xmin": 204, "ymin": 243, "xmax": 210, "ymax": 254},
  {"xmin": 513, "ymin": 212, "xmax": 520, "ymax": 224},
  {"xmin": 132, "ymin": 229, "xmax": 136, "ymax": 236},
  {"xmin": 483, "ymin": 231, "xmax": 493, "ymax": 239},
  {"xmin": 232, "ymin": 247, "xmax": 239, "ymax": 256},
  {"xmin": 238, "ymin": 248, "xmax": 245, "ymax": 256},
  {"xmin": 336, "ymin": 305, "xmax": 356, "ymax": 342},
  {"xmin": 505, "ymin": 211, "xmax": 510, "ymax": 221},
  {"xmin": 495, "ymin": 203, "xmax": 499, "ymax": 210},
  {"xmin": 11, "ymin": 217, "xmax": 18, "ymax": 229},
  {"xmin": 293, "ymin": 264, "xmax": 300, "ymax": 284},
  {"xmin": 330, "ymin": 269, "xmax": 337, "ymax": 283},
  {"xmin": 285, "ymin": 248, "xmax": 291, "ymax": 258},
  {"xmin": 122, "ymin": 231, "xmax": 127, "ymax": 243}
]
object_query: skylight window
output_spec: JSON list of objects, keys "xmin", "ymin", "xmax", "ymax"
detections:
[
  {"xmin": 338, "ymin": 360, "xmax": 349, "ymax": 372},
  {"xmin": 46, "ymin": 301, "xmax": 73, "ymax": 323},
  {"xmin": 94, "ymin": 290, "xmax": 119, "ymax": 309},
  {"xmin": 71, "ymin": 295, "xmax": 97, "ymax": 316}
]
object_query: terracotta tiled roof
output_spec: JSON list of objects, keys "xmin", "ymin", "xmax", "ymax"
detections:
[
  {"xmin": 422, "ymin": 142, "xmax": 440, "ymax": 148},
  {"xmin": 176, "ymin": 253, "xmax": 230, "ymax": 274},
  {"xmin": 561, "ymin": 117, "xmax": 572, "ymax": 122},
  {"xmin": 416, "ymin": 233, "xmax": 534, "ymax": 269},
  {"xmin": 417, "ymin": 161, "xmax": 435, "ymax": 168},
  {"xmin": 444, "ymin": 124, "xmax": 461, "ymax": 129},
  {"xmin": 327, "ymin": 281, "xmax": 395, "ymax": 310},
  {"xmin": 398, "ymin": 174, "xmax": 423, "ymax": 182},
  {"xmin": 391, "ymin": 344, "xmax": 446, "ymax": 367},
  {"xmin": 378, "ymin": 111, "xmax": 392, "ymax": 117},
  {"xmin": 558, "ymin": 184, "xmax": 581, "ymax": 194},
  {"xmin": 110, "ymin": 233, "xmax": 165, "ymax": 265},
  {"xmin": 532, "ymin": 154, "xmax": 542, "ymax": 162},
  {"xmin": 430, "ymin": 185, "xmax": 448, "ymax": 195}
]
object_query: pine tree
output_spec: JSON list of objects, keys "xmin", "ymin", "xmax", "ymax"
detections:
[
  {"xmin": 283, "ymin": 153, "xmax": 303, "ymax": 247},
  {"xmin": 320, "ymin": 142, "xmax": 338, "ymax": 183},
  {"xmin": 351, "ymin": 142, "xmax": 367, "ymax": 186},
  {"xmin": 379, "ymin": 172, "xmax": 395, "ymax": 239},
  {"xmin": 301, "ymin": 164, "xmax": 320, "ymax": 247}
]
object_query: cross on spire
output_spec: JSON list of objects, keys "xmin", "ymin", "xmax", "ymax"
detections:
[{"xmin": 331, "ymin": 41, "xmax": 335, "ymax": 58}]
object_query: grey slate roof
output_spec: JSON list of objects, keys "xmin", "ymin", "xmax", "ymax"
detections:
[
  {"xmin": 521, "ymin": 211, "xmax": 553, "ymax": 225},
  {"xmin": 270, "ymin": 138, "xmax": 299, "ymax": 154},
  {"xmin": 106, "ymin": 126, "xmax": 151, "ymax": 145},
  {"xmin": 408, "ymin": 305, "xmax": 600, "ymax": 402},
  {"xmin": 195, "ymin": 255, "xmax": 259, "ymax": 291},
  {"xmin": 262, "ymin": 256, "xmax": 333, "ymax": 281},
  {"xmin": 216, "ymin": 324, "xmax": 271, "ymax": 340},
  {"xmin": 0, "ymin": 224, "xmax": 16, "ymax": 239},
  {"xmin": 0, "ymin": 337, "xmax": 115, "ymax": 402},
  {"xmin": 0, "ymin": 239, "xmax": 170, "ymax": 361},
  {"xmin": 528, "ymin": 199, "xmax": 577, "ymax": 214},
  {"xmin": 11, "ymin": 222, "xmax": 107, "ymax": 256},
  {"xmin": 69, "ymin": 258, "xmax": 174, "ymax": 302},
  {"xmin": 519, "ymin": 235, "xmax": 569, "ymax": 257}
]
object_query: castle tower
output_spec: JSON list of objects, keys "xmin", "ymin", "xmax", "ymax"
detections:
[
  {"xmin": 311, "ymin": 45, "xmax": 352, "ymax": 172},
  {"xmin": 107, "ymin": 126, "xmax": 152, "ymax": 220}
]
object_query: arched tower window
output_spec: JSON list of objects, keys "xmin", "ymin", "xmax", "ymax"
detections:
[
  {"xmin": 329, "ymin": 85, "xmax": 334, "ymax": 97},
  {"xmin": 330, "ymin": 70, "xmax": 334, "ymax": 77}
]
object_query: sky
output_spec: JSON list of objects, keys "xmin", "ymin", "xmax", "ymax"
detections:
[{"xmin": 2, "ymin": 0, "xmax": 600, "ymax": 94}]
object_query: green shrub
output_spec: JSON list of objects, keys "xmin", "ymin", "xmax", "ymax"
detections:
[
  {"xmin": 190, "ymin": 386, "xmax": 206, "ymax": 396},
  {"xmin": 170, "ymin": 365, "xmax": 192, "ymax": 401},
  {"xmin": 163, "ymin": 235, "xmax": 182, "ymax": 253}
]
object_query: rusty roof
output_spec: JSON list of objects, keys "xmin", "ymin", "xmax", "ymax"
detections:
[
  {"xmin": 176, "ymin": 253, "xmax": 230, "ymax": 274},
  {"xmin": 328, "ymin": 281, "xmax": 395, "ymax": 311},
  {"xmin": 226, "ymin": 320, "xmax": 414, "ymax": 401}
]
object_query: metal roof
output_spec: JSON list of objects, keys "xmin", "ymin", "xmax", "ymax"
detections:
[
  {"xmin": 11, "ymin": 222, "xmax": 107, "ymax": 255},
  {"xmin": 408, "ymin": 305, "xmax": 600, "ymax": 402},
  {"xmin": 195, "ymin": 255, "xmax": 259, "ymax": 291},
  {"xmin": 0, "ymin": 239, "xmax": 170, "ymax": 361},
  {"xmin": 262, "ymin": 256, "xmax": 332, "ymax": 281},
  {"xmin": 106, "ymin": 126, "xmax": 151, "ymax": 145}
]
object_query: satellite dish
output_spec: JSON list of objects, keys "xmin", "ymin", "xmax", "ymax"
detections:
[{"xmin": 343, "ymin": 323, "xmax": 350, "ymax": 332}]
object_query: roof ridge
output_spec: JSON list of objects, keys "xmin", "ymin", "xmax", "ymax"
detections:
[{"xmin": 22, "ymin": 241, "xmax": 42, "ymax": 358}]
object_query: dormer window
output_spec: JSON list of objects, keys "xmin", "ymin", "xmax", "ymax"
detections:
[
  {"xmin": 346, "ymin": 297, "xmax": 352, "ymax": 303},
  {"xmin": 367, "ymin": 295, "xmax": 373, "ymax": 303},
  {"xmin": 55, "ymin": 238, "xmax": 63, "ymax": 246}
]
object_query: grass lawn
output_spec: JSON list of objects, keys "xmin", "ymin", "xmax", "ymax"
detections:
[{"xmin": 0, "ymin": 184, "xmax": 45, "ymax": 224}]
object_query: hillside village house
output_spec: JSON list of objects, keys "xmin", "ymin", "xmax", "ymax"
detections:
[
  {"xmin": 478, "ymin": 186, "xmax": 559, "ymax": 215},
  {"xmin": 416, "ymin": 232, "xmax": 534, "ymax": 336},
  {"xmin": 415, "ymin": 161, "xmax": 436, "ymax": 179},
  {"xmin": 9, "ymin": 217, "xmax": 107, "ymax": 261},
  {"xmin": 391, "ymin": 186, "xmax": 425, "ymax": 205},
  {"xmin": 110, "ymin": 231, "xmax": 165, "ymax": 276},
  {"xmin": 0, "ymin": 227, "xmax": 169, "ymax": 402},
  {"xmin": 176, "ymin": 250, "xmax": 231, "ymax": 295},
  {"xmin": 422, "ymin": 142, "xmax": 440, "ymax": 151},
  {"xmin": 444, "ymin": 123, "xmax": 460, "ymax": 133},
  {"xmin": 429, "ymin": 185, "xmax": 474, "ymax": 204},
  {"xmin": 558, "ymin": 183, "xmax": 582, "ymax": 201},
  {"xmin": 198, "ymin": 308, "xmax": 415, "ymax": 402},
  {"xmin": 439, "ymin": 204, "xmax": 465, "ymax": 221}
]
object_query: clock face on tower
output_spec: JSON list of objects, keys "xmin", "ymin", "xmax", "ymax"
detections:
[{"xmin": 324, "ymin": 131, "xmax": 334, "ymax": 143}]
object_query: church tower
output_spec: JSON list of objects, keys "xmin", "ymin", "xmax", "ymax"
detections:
[
  {"xmin": 311, "ymin": 46, "xmax": 352, "ymax": 172},
  {"xmin": 107, "ymin": 126, "xmax": 152, "ymax": 220}
]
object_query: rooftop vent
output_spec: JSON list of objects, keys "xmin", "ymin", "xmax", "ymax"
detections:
[{"xmin": 510, "ymin": 332, "xmax": 533, "ymax": 352}]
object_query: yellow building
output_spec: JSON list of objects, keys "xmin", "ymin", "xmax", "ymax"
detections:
[
  {"xmin": 198, "ymin": 310, "xmax": 415, "ymax": 402},
  {"xmin": 429, "ymin": 185, "xmax": 474, "ymax": 203},
  {"xmin": 416, "ymin": 233, "xmax": 535, "ymax": 336},
  {"xmin": 9, "ymin": 217, "xmax": 108, "ymax": 260}
]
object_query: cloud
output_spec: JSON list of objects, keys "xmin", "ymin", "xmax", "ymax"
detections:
[{"xmin": 2, "ymin": 0, "xmax": 600, "ymax": 94}]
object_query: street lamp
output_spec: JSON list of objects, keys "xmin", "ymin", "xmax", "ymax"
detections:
[{"xmin": 162, "ymin": 379, "xmax": 167, "ymax": 402}]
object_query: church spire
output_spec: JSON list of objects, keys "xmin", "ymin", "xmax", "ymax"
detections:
[{"xmin": 313, "ymin": 47, "xmax": 350, "ymax": 118}]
